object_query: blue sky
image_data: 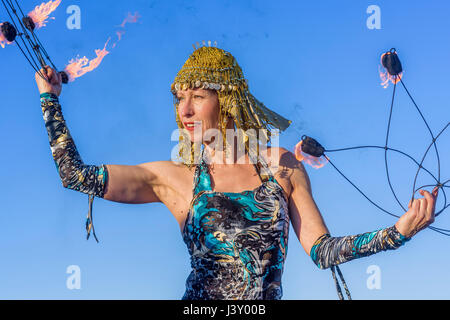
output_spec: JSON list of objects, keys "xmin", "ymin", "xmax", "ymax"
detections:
[{"xmin": 0, "ymin": 0, "xmax": 449, "ymax": 299}]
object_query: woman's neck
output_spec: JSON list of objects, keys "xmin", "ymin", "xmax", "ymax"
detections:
[{"xmin": 202, "ymin": 143, "xmax": 263, "ymax": 167}]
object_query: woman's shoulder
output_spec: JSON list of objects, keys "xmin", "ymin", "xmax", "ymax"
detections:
[
  {"xmin": 263, "ymin": 146, "xmax": 308, "ymax": 191},
  {"xmin": 262, "ymin": 146, "xmax": 301, "ymax": 169}
]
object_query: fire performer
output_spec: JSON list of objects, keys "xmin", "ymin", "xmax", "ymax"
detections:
[{"xmin": 35, "ymin": 44, "xmax": 438, "ymax": 300}]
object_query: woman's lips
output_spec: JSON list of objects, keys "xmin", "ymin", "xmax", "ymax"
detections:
[{"xmin": 183, "ymin": 121, "xmax": 201, "ymax": 131}]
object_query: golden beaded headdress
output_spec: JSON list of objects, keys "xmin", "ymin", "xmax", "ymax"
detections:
[{"xmin": 171, "ymin": 41, "xmax": 292, "ymax": 166}]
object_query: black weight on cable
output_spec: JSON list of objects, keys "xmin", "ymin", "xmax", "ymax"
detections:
[
  {"xmin": 0, "ymin": 0, "xmax": 68, "ymax": 83},
  {"xmin": 299, "ymin": 49, "xmax": 449, "ymax": 300},
  {"xmin": 300, "ymin": 49, "xmax": 449, "ymax": 236}
]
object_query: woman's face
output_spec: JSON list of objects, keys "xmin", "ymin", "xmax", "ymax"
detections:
[{"xmin": 176, "ymin": 88, "xmax": 220, "ymax": 142}]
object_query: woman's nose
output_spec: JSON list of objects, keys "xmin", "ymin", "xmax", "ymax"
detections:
[{"xmin": 179, "ymin": 99, "xmax": 194, "ymax": 117}]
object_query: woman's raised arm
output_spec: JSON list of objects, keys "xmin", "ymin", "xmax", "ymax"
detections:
[
  {"xmin": 36, "ymin": 66, "xmax": 165, "ymax": 205},
  {"xmin": 284, "ymin": 149, "xmax": 437, "ymax": 269}
]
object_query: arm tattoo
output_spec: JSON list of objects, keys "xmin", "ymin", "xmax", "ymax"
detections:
[
  {"xmin": 310, "ymin": 225, "xmax": 410, "ymax": 269},
  {"xmin": 40, "ymin": 92, "xmax": 108, "ymax": 241}
]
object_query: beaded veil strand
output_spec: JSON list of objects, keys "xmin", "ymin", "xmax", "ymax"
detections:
[{"xmin": 170, "ymin": 41, "xmax": 292, "ymax": 166}]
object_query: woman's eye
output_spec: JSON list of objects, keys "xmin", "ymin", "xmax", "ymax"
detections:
[{"xmin": 194, "ymin": 95, "xmax": 203, "ymax": 99}]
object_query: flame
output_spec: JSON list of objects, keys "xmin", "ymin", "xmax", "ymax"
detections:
[
  {"xmin": 28, "ymin": 0, "xmax": 61, "ymax": 29},
  {"xmin": 62, "ymin": 12, "xmax": 139, "ymax": 81},
  {"xmin": 379, "ymin": 52, "xmax": 403, "ymax": 89},
  {"xmin": 0, "ymin": 23, "xmax": 13, "ymax": 48},
  {"xmin": 119, "ymin": 12, "xmax": 140, "ymax": 28},
  {"xmin": 294, "ymin": 140, "xmax": 328, "ymax": 169},
  {"xmin": 64, "ymin": 38, "xmax": 110, "ymax": 82},
  {"xmin": 112, "ymin": 12, "xmax": 140, "ymax": 48},
  {"xmin": 116, "ymin": 30, "xmax": 125, "ymax": 41},
  {"xmin": 112, "ymin": 30, "xmax": 125, "ymax": 48}
]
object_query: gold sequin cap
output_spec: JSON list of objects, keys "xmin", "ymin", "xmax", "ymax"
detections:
[{"xmin": 171, "ymin": 42, "xmax": 292, "ymax": 166}]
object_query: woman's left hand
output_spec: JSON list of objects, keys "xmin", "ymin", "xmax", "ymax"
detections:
[{"xmin": 395, "ymin": 187, "xmax": 439, "ymax": 238}]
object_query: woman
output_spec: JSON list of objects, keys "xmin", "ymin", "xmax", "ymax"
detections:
[{"xmin": 36, "ymin": 45, "xmax": 438, "ymax": 300}]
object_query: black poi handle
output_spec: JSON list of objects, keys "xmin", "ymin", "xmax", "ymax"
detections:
[
  {"xmin": 300, "ymin": 135, "xmax": 325, "ymax": 157},
  {"xmin": 58, "ymin": 71, "xmax": 69, "ymax": 84},
  {"xmin": 382, "ymin": 48, "xmax": 403, "ymax": 76}
]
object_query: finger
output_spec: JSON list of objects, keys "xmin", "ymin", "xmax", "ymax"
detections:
[
  {"xmin": 47, "ymin": 68, "xmax": 57, "ymax": 84},
  {"xmin": 36, "ymin": 67, "xmax": 48, "ymax": 82},
  {"xmin": 419, "ymin": 198, "xmax": 433, "ymax": 225},
  {"xmin": 415, "ymin": 198, "xmax": 427, "ymax": 223},
  {"xmin": 432, "ymin": 186, "xmax": 439, "ymax": 198},
  {"xmin": 411, "ymin": 197, "xmax": 421, "ymax": 211},
  {"xmin": 417, "ymin": 198, "xmax": 425, "ymax": 215},
  {"xmin": 412, "ymin": 198, "xmax": 425, "ymax": 229},
  {"xmin": 409, "ymin": 198, "xmax": 422, "ymax": 226},
  {"xmin": 418, "ymin": 198, "xmax": 433, "ymax": 230},
  {"xmin": 420, "ymin": 190, "xmax": 435, "ymax": 215},
  {"xmin": 408, "ymin": 199, "xmax": 413, "ymax": 209},
  {"xmin": 420, "ymin": 199, "xmax": 431, "ymax": 224},
  {"xmin": 40, "ymin": 66, "xmax": 51, "ymax": 82},
  {"xmin": 43, "ymin": 66, "xmax": 56, "ymax": 82}
]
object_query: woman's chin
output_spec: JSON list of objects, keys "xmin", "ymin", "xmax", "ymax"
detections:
[{"xmin": 187, "ymin": 132, "xmax": 202, "ymax": 143}]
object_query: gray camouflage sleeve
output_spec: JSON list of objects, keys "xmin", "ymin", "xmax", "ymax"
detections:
[
  {"xmin": 310, "ymin": 225, "xmax": 410, "ymax": 269},
  {"xmin": 40, "ymin": 92, "xmax": 108, "ymax": 241}
]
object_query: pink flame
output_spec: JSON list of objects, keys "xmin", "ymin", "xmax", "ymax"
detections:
[
  {"xmin": 28, "ymin": 0, "xmax": 61, "ymax": 29},
  {"xmin": 294, "ymin": 140, "xmax": 329, "ymax": 169},
  {"xmin": 64, "ymin": 38, "xmax": 110, "ymax": 82},
  {"xmin": 119, "ymin": 12, "xmax": 140, "ymax": 28},
  {"xmin": 112, "ymin": 30, "xmax": 125, "ymax": 48}
]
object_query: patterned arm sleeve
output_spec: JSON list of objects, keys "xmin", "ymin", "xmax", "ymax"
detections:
[
  {"xmin": 40, "ymin": 92, "xmax": 108, "ymax": 241},
  {"xmin": 40, "ymin": 92, "xmax": 108, "ymax": 197},
  {"xmin": 310, "ymin": 225, "xmax": 410, "ymax": 269}
]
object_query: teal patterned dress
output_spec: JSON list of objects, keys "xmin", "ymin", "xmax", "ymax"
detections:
[{"xmin": 182, "ymin": 149, "xmax": 290, "ymax": 300}]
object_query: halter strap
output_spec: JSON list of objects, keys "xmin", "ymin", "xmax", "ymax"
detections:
[
  {"xmin": 192, "ymin": 150, "xmax": 212, "ymax": 194},
  {"xmin": 247, "ymin": 146, "xmax": 275, "ymax": 184}
]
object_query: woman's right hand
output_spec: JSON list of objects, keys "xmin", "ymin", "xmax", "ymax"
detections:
[
  {"xmin": 394, "ymin": 187, "xmax": 438, "ymax": 238},
  {"xmin": 35, "ymin": 65, "xmax": 62, "ymax": 97}
]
